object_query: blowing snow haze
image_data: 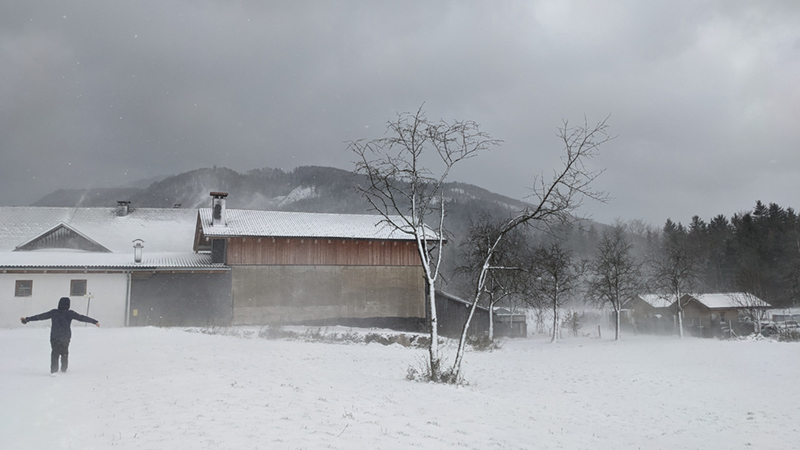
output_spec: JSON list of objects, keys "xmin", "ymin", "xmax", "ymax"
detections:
[{"xmin": 1, "ymin": 1, "xmax": 799, "ymax": 225}]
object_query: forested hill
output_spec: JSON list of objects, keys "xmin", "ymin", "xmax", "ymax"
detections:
[{"xmin": 33, "ymin": 165, "xmax": 530, "ymax": 213}]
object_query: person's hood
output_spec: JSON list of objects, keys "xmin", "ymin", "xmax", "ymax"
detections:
[{"xmin": 58, "ymin": 297, "xmax": 70, "ymax": 310}]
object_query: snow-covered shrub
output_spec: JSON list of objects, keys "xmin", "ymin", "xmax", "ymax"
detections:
[
  {"xmin": 365, "ymin": 333, "xmax": 393, "ymax": 345},
  {"xmin": 776, "ymin": 329, "xmax": 800, "ymax": 342},
  {"xmin": 406, "ymin": 356, "xmax": 464, "ymax": 385},
  {"xmin": 302, "ymin": 327, "xmax": 326, "ymax": 342},
  {"xmin": 337, "ymin": 330, "xmax": 363, "ymax": 343},
  {"xmin": 467, "ymin": 335, "xmax": 503, "ymax": 352},
  {"xmin": 258, "ymin": 325, "xmax": 298, "ymax": 340},
  {"xmin": 193, "ymin": 326, "xmax": 254, "ymax": 338}
]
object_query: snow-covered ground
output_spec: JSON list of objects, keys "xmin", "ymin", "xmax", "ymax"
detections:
[{"xmin": 1, "ymin": 326, "xmax": 798, "ymax": 449}]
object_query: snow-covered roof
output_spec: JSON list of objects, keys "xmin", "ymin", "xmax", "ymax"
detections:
[
  {"xmin": 0, "ymin": 251, "xmax": 220, "ymax": 269},
  {"xmin": 0, "ymin": 207, "xmax": 197, "ymax": 253},
  {"xmin": 689, "ymin": 293, "xmax": 770, "ymax": 309},
  {"xmin": 198, "ymin": 208, "xmax": 438, "ymax": 241},
  {"xmin": 0, "ymin": 207, "xmax": 207, "ymax": 270},
  {"xmin": 638, "ymin": 294, "xmax": 676, "ymax": 308},
  {"xmin": 436, "ymin": 290, "xmax": 490, "ymax": 312}
]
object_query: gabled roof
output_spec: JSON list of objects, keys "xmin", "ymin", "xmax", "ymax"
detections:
[
  {"xmin": 436, "ymin": 290, "xmax": 490, "ymax": 312},
  {"xmin": 0, "ymin": 206, "xmax": 204, "ymax": 270},
  {"xmin": 196, "ymin": 209, "xmax": 438, "ymax": 241},
  {"xmin": 15, "ymin": 222, "xmax": 111, "ymax": 253},
  {"xmin": 684, "ymin": 293, "xmax": 771, "ymax": 310},
  {"xmin": 636, "ymin": 294, "xmax": 676, "ymax": 309},
  {"xmin": 0, "ymin": 207, "xmax": 198, "ymax": 253}
]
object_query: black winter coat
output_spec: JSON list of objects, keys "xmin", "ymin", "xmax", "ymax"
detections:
[{"xmin": 24, "ymin": 297, "xmax": 98, "ymax": 339}]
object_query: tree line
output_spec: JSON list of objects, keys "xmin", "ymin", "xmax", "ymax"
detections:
[
  {"xmin": 658, "ymin": 201, "xmax": 800, "ymax": 308},
  {"xmin": 452, "ymin": 200, "xmax": 800, "ymax": 343}
]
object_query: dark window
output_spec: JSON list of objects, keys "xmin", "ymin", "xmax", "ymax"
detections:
[
  {"xmin": 211, "ymin": 239, "xmax": 227, "ymax": 264},
  {"xmin": 71, "ymin": 279, "xmax": 87, "ymax": 296},
  {"xmin": 15, "ymin": 280, "xmax": 33, "ymax": 297}
]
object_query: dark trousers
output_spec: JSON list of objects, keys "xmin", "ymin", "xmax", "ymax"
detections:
[{"xmin": 50, "ymin": 338, "xmax": 70, "ymax": 373}]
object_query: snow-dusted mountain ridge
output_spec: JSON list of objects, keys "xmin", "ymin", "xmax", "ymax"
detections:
[{"xmin": 31, "ymin": 165, "xmax": 532, "ymax": 218}]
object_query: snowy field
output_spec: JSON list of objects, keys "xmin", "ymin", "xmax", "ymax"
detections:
[{"xmin": 1, "ymin": 326, "xmax": 798, "ymax": 450}]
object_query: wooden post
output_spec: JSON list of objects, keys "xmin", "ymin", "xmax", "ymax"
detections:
[{"xmin": 598, "ymin": 325, "xmax": 602, "ymax": 339}]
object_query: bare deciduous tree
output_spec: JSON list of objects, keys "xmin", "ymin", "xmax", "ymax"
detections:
[
  {"xmin": 728, "ymin": 292, "xmax": 771, "ymax": 335},
  {"xmin": 348, "ymin": 106, "xmax": 500, "ymax": 382},
  {"xmin": 587, "ymin": 226, "xmax": 642, "ymax": 341},
  {"xmin": 453, "ymin": 117, "xmax": 611, "ymax": 378},
  {"xmin": 529, "ymin": 242, "xmax": 584, "ymax": 343},
  {"xmin": 649, "ymin": 224, "xmax": 702, "ymax": 338},
  {"xmin": 456, "ymin": 214, "xmax": 528, "ymax": 341}
]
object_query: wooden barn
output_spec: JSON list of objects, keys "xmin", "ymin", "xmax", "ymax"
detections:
[
  {"xmin": 678, "ymin": 293, "xmax": 770, "ymax": 337},
  {"xmin": 193, "ymin": 193, "xmax": 428, "ymax": 329},
  {"xmin": 622, "ymin": 294, "xmax": 675, "ymax": 334}
]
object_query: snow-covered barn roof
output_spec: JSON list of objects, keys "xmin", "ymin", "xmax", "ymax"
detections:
[
  {"xmin": 197, "ymin": 208, "xmax": 438, "ymax": 241},
  {"xmin": 637, "ymin": 294, "xmax": 676, "ymax": 308},
  {"xmin": 0, "ymin": 207, "xmax": 197, "ymax": 253},
  {"xmin": 686, "ymin": 293, "xmax": 770, "ymax": 309}
]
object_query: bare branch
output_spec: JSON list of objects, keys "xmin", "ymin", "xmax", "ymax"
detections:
[{"xmin": 349, "ymin": 105, "xmax": 499, "ymax": 383}]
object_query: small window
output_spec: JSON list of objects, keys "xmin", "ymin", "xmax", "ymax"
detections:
[
  {"xmin": 15, "ymin": 280, "xmax": 33, "ymax": 297},
  {"xmin": 70, "ymin": 279, "xmax": 87, "ymax": 297}
]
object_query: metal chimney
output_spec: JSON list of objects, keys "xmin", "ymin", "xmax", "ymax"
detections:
[
  {"xmin": 210, "ymin": 192, "xmax": 228, "ymax": 227},
  {"xmin": 117, "ymin": 201, "xmax": 131, "ymax": 217}
]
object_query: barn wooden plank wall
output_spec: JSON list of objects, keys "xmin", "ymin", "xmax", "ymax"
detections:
[
  {"xmin": 226, "ymin": 238, "xmax": 422, "ymax": 266},
  {"xmin": 231, "ymin": 265, "xmax": 426, "ymax": 325}
]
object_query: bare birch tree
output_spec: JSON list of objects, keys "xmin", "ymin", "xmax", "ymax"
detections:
[
  {"xmin": 452, "ymin": 117, "xmax": 611, "ymax": 379},
  {"xmin": 348, "ymin": 106, "xmax": 500, "ymax": 382},
  {"xmin": 587, "ymin": 226, "xmax": 642, "ymax": 340}
]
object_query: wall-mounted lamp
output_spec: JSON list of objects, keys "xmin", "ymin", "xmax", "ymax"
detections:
[{"xmin": 133, "ymin": 239, "xmax": 144, "ymax": 263}]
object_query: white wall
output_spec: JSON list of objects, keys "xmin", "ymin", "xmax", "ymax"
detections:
[{"xmin": 0, "ymin": 273, "xmax": 128, "ymax": 328}]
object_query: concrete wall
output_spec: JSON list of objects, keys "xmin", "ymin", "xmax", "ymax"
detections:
[
  {"xmin": 231, "ymin": 265, "xmax": 425, "ymax": 325},
  {"xmin": 129, "ymin": 271, "xmax": 232, "ymax": 327},
  {"xmin": 1, "ymin": 272, "xmax": 128, "ymax": 328}
]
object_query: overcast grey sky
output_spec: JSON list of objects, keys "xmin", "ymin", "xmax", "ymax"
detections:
[{"xmin": 1, "ymin": 1, "xmax": 798, "ymax": 225}]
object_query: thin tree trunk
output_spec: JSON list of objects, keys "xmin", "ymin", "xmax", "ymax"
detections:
[
  {"xmin": 488, "ymin": 300, "xmax": 495, "ymax": 341},
  {"xmin": 614, "ymin": 307, "xmax": 621, "ymax": 341},
  {"xmin": 453, "ymin": 244, "xmax": 496, "ymax": 380},
  {"xmin": 551, "ymin": 302, "xmax": 559, "ymax": 343},
  {"xmin": 453, "ymin": 295, "xmax": 480, "ymax": 380},
  {"xmin": 427, "ymin": 279, "xmax": 439, "ymax": 377}
]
